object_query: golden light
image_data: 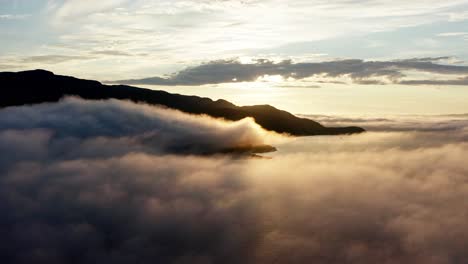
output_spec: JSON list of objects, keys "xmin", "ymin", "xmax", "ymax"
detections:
[{"xmin": 256, "ymin": 74, "xmax": 285, "ymax": 83}]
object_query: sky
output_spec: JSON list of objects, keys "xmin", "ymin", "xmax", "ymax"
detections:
[
  {"xmin": 1, "ymin": 0, "xmax": 468, "ymax": 114},
  {"xmin": 2, "ymin": 3, "xmax": 468, "ymax": 262}
]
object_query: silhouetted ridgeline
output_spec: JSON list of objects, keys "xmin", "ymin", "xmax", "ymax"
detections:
[{"xmin": 0, "ymin": 70, "xmax": 364, "ymax": 136}]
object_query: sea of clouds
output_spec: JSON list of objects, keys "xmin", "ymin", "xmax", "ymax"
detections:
[{"xmin": 1, "ymin": 97, "xmax": 467, "ymax": 264}]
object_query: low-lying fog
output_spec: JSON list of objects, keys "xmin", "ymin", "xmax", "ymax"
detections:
[{"xmin": 1, "ymin": 98, "xmax": 467, "ymax": 264}]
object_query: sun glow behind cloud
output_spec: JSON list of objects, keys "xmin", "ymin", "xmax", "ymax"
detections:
[
  {"xmin": 1, "ymin": 1, "xmax": 468, "ymax": 115},
  {"xmin": 255, "ymin": 74, "xmax": 285, "ymax": 83},
  {"xmin": 2, "ymin": 0, "xmax": 468, "ymax": 79}
]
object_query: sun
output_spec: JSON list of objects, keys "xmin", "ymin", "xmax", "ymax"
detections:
[{"xmin": 256, "ymin": 74, "xmax": 285, "ymax": 83}]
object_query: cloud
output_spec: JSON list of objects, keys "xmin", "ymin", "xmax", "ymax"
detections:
[
  {"xmin": 399, "ymin": 76, "xmax": 468, "ymax": 86},
  {"xmin": 2, "ymin": 0, "xmax": 465, "ymax": 81},
  {"xmin": 447, "ymin": 10, "xmax": 468, "ymax": 22},
  {"xmin": 90, "ymin": 50, "xmax": 133, "ymax": 56},
  {"xmin": 0, "ymin": 14, "xmax": 30, "ymax": 20},
  {"xmin": 48, "ymin": 0, "xmax": 129, "ymax": 23},
  {"xmin": 1, "ymin": 98, "xmax": 468, "ymax": 263},
  {"xmin": 1, "ymin": 50, "xmax": 138, "ymax": 71},
  {"xmin": 302, "ymin": 113, "xmax": 468, "ymax": 132},
  {"xmin": 13, "ymin": 0, "xmax": 464, "ymax": 81},
  {"xmin": 110, "ymin": 57, "xmax": 468, "ymax": 86},
  {"xmin": 21, "ymin": 55, "xmax": 92, "ymax": 64},
  {"xmin": 0, "ymin": 97, "xmax": 276, "ymax": 160},
  {"xmin": 251, "ymin": 136, "xmax": 468, "ymax": 263},
  {"xmin": 437, "ymin": 32, "xmax": 468, "ymax": 37},
  {"xmin": 0, "ymin": 63, "xmax": 20, "ymax": 70}
]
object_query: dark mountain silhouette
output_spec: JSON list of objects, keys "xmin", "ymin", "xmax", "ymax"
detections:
[{"xmin": 0, "ymin": 70, "xmax": 364, "ymax": 136}]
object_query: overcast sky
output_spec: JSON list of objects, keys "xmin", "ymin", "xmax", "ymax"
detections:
[{"xmin": 1, "ymin": 0, "xmax": 468, "ymax": 81}]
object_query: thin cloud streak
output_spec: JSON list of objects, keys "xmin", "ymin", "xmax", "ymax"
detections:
[
  {"xmin": 399, "ymin": 76, "xmax": 468, "ymax": 86},
  {"xmin": 0, "ymin": 14, "xmax": 30, "ymax": 20},
  {"xmin": 21, "ymin": 55, "xmax": 93, "ymax": 64}
]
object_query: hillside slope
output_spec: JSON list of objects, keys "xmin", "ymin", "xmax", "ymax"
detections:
[{"xmin": 0, "ymin": 70, "xmax": 365, "ymax": 136}]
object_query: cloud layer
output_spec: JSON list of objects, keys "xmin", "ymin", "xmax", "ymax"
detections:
[
  {"xmin": 0, "ymin": 97, "xmax": 275, "ymax": 160},
  {"xmin": 303, "ymin": 113, "xmax": 468, "ymax": 132},
  {"xmin": 1, "ymin": 98, "xmax": 468, "ymax": 263},
  {"xmin": 111, "ymin": 57, "xmax": 468, "ymax": 86}
]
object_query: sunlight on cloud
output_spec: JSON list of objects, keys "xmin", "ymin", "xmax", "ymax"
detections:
[
  {"xmin": 1, "ymin": 98, "xmax": 468, "ymax": 263},
  {"xmin": 2, "ymin": 1, "xmax": 468, "ymax": 262},
  {"xmin": 0, "ymin": 97, "xmax": 281, "ymax": 157}
]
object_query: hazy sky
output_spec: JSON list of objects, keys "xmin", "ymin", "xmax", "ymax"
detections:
[{"xmin": 1, "ymin": 0, "xmax": 468, "ymax": 114}]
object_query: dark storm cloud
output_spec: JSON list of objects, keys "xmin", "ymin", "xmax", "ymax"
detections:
[
  {"xmin": 110, "ymin": 57, "xmax": 468, "ymax": 86},
  {"xmin": 1, "ymin": 98, "xmax": 468, "ymax": 264}
]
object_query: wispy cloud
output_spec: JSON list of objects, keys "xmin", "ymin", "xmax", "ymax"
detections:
[
  {"xmin": 447, "ymin": 10, "xmax": 468, "ymax": 21},
  {"xmin": 21, "ymin": 55, "xmax": 92, "ymax": 64},
  {"xmin": 90, "ymin": 50, "xmax": 133, "ymax": 56},
  {"xmin": 437, "ymin": 32, "xmax": 468, "ymax": 37},
  {"xmin": 47, "ymin": 0, "xmax": 129, "ymax": 24},
  {"xmin": 0, "ymin": 14, "xmax": 30, "ymax": 20},
  {"xmin": 399, "ymin": 76, "xmax": 468, "ymax": 86}
]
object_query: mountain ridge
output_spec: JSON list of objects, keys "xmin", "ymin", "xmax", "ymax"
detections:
[{"xmin": 0, "ymin": 69, "xmax": 365, "ymax": 136}]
